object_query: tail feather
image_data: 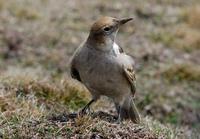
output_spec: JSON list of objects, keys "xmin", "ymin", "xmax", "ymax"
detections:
[
  {"xmin": 120, "ymin": 97, "xmax": 140, "ymax": 123},
  {"xmin": 128, "ymin": 98, "xmax": 140, "ymax": 123}
]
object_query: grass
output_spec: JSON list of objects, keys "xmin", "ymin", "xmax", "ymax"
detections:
[
  {"xmin": 11, "ymin": 7, "xmax": 40, "ymax": 20},
  {"xmin": 149, "ymin": 27, "xmax": 200, "ymax": 52},
  {"xmin": 0, "ymin": 0, "xmax": 200, "ymax": 138},
  {"xmin": 185, "ymin": 5, "xmax": 200, "ymax": 29},
  {"xmin": 0, "ymin": 0, "xmax": 4, "ymax": 11},
  {"xmin": 148, "ymin": 5, "xmax": 200, "ymax": 52},
  {"xmin": 174, "ymin": 25, "xmax": 200, "ymax": 51},
  {"xmin": 144, "ymin": 117, "xmax": 183, "ymax": 139},
  {"xmin": 0, "ymin": 68, "xmax": 90, "ymax": 111},
  {"xmin": 1, "ymin": 114, "xmax": 161, "ymax": 138},
  {"xmin": 0, "ymin": 70, "xmax": 182, "ymax": 138},
  {"xmin": 1, "ymin": 67, "xmax": 197, "ymax": 138},
  {"xmin": 162, "ymin": 64, "xmax": 200, "ymax": 82},
  {"xmin": 148, "ymin": 31, "xmax": 175, "ymax": 47},
  {"xmin": 7, "ymin": 2, "xmax": 41, "ymax": 20}
]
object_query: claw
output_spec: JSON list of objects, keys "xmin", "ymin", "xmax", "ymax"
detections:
[
  {"xmin": 78, "ymin": 99, "xmax": 95, "ymax": 116},
  {"xmin": 79, "ymin": 106, "xmax": 90, "ymax": 116}
]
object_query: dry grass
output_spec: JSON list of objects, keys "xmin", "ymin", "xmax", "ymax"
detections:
[
  {"xmin": 1, "ymin": 0, "xmax": 41, "ymax": 20},
  {"xmin": 0, "ymin": 0, "xmax": 4, "ymax": 10},
  {"xmin": 0, "ymin": 0, "xmax": 200, "ymax": 138},
  {"xmin": 149, "ymin": 30, "xmax": 175, "ymax": 47},
  {"xmin": 174, "ymin": 25, "xmax": 200, "ymax": 51},
  {"xmin": 0, "ymin": 68, "xmax": 184, "ymax": 139},
  {"xmin": 161, "ymin": 64, "xmax": 200, "ymax": 82},
  {"xmin": 149, "ymin": 25, "xmax": 200, "ymax": 51},
  {"xmin": 148, "ymin": 4, "xmax": 200, "ymax": 52},
  {"xmin": 185, "ymin": 5, "xmax": 200, "ymax": 29},
  {"xmin": 171, "ymin": 5, "xmax": 200, "ymax": 51},
  {"xmin": 11, "ymin": 7, "xmax": 41, "ymax": 20},
  {"xmin": 0, "ymin": 68, "xmax": 90, "ymax": 111}
]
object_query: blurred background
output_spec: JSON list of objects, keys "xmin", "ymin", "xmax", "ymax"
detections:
[{"xmin": 0, "ymin": 0, "xmax": 199, "ymax": 138}]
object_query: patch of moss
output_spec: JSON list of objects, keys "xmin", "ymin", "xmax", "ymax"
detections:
[
  {"xmin": 149, "ymin": 31, "xmax": 175, "ymax": 47},
  {"xmin": 20, "ymin": 81, "xmax": 89, "ymax": 111},
  {"xmin": 166, "ymin": 112, "xmax": 180, "ymax": 124},
  {"xmin": 174, "ymin": 25, "xmax": 200, "ymax": 52},
  {"xmin": 185, "ymin": 5, "xmax": 200, "ymax": 29},
  {"xmin": 63, "ymin": 89, "xmax": 88, "ymax": 110},
  {"xmin": 138, "ymin": 93, "xmax": 156, "ymax": 108},
  {"xmin": 162, "ymin": 64, "xmax": 200, "ymax": 82},
  {"xmin": 9, "ymin": 6, "xmax": 40, "ymax": 20},
  {"xmin": 0, "ymin": 0, "xmax": 4, "ymax": 10},
  {"xmin": 188, "ymin": 99, "xmax": 200, "ymax": 109},
  {"xmin": 149, "ymin": 25, "xmax": 200, "ymax": 52}
]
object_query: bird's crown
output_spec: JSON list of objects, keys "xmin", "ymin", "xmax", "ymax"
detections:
[
  {"xmin": 86, "ymin": 16, "xmax": 133, "ymax": 49},
  {"xmin": 90, "ymin": 16, "xmax": 117, "ymax": 34},
  {"xmin": 90, "ymin": 16, "xmax": 133, "ymax": 35}
]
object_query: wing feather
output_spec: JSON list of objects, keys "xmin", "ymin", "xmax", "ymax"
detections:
[
  {"xmin": 70, "ymin": 65, "xmax": 81, "ymax": 82},
  {"xmin": 123, "ymin": 66, "xmax": 136, "ymax": 96},
  {"xmin": 69, "ymin": 46, "xmax": 82, "ymax": 82}
]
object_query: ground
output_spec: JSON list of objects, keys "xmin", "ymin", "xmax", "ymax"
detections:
[{"xmin": 0, "ymin": 0, "xmax": 200, "ymax": 138}]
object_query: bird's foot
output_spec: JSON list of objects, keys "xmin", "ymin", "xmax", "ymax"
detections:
[
  {"xmin": 78, "ymin": 99, "xmax": 95, "ymax": 116},
  {"xmin": 115, "ymin": 114, "xmax": 126, "ymax": 125},
  {"xmin": 114, "ymin": 114, "xmax": 122, "ymax": 124},
  {"xmin": 78, "ymin": 106, "xmax": 93, "ymax": 116}
]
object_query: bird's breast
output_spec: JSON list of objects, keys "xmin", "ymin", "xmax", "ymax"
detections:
[{"xmin": 81, "ymin": 57, "xmax": 124, "ymax": 94}]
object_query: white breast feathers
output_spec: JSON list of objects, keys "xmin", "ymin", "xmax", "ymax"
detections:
[{"xmin": 113, "ymin": 42, "xmax": 120, "ymax": 55}]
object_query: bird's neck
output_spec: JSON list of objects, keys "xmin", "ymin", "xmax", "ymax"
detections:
[{"xmin": 86, "ymin": 34, "xmax": 115, "ymax": 52}]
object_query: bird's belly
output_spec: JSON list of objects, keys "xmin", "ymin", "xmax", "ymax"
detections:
[{"xmin": 80, "ymin": 63, "xmax": 127, "ymax": 98}]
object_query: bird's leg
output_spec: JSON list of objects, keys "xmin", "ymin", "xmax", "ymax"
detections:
[
  {"xmin": 79, "ymin": 99, "xmax": 95, "ymax": 115},
  {"xmin": 116, "ymin": 106, "xmax": 122, "ymax": 124},
  {"xmin": 115, "ymin": 103, "xmax": 120, "ymax": 117},
  {"xmin": 115, "ymin": 103, "xmax": 122, "ymax": 124}
]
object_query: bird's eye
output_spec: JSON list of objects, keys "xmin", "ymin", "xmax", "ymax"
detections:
[{"xmin": 103, "ymin": 27, "xmax": 111, "ymax": 32}]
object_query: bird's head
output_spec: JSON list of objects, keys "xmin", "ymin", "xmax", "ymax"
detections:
[{"xmin": 87, "ymin": 16, "xmax": 133, "ymax": 51}]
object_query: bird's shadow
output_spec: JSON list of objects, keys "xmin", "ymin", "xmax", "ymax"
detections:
[{"xmin": 48, "ymin": 111, "xmax": 118, "ymax": 123}]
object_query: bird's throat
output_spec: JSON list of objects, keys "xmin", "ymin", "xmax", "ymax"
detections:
[{"xmin": 87, "ymin": 34, "xmax": 114, "ymax": 52}]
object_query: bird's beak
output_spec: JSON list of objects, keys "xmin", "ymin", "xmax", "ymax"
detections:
[{"xmin": 119, "ymin": 18, "xmax": 133, "ymax": 25}]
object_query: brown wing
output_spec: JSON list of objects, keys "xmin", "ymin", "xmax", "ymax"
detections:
[
  {"xmin": 70, "ymin": 65, "xmax": 81, "ymax": 82},
  {"xmin": 123, "ymin": 66, "xmax": 136, "ymax": 96},
  {"xmin": 69, "ymin": 46, "xmax": 83, "ymax": 82}
]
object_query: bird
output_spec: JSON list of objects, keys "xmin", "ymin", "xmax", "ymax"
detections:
[{"xmin": 70, "ymin": 16, "xmax": 140, "ymax": 123}]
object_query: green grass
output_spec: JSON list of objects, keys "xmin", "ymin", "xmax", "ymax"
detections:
[
  {"xmin": 162, "ymin": 64, "xmax": 200, "ymax": 82},
  {"xmin": 149, "ymin": 31, "xmax": 175, "ymax": 47},
  {"xmin": 9, "ymin": 5, "xmax": 41, "ymax": 20}
]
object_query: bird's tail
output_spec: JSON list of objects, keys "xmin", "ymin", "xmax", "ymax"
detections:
[{"xmin": 120, "ymin": 96, "xmax": 140, "ymax": 123}]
